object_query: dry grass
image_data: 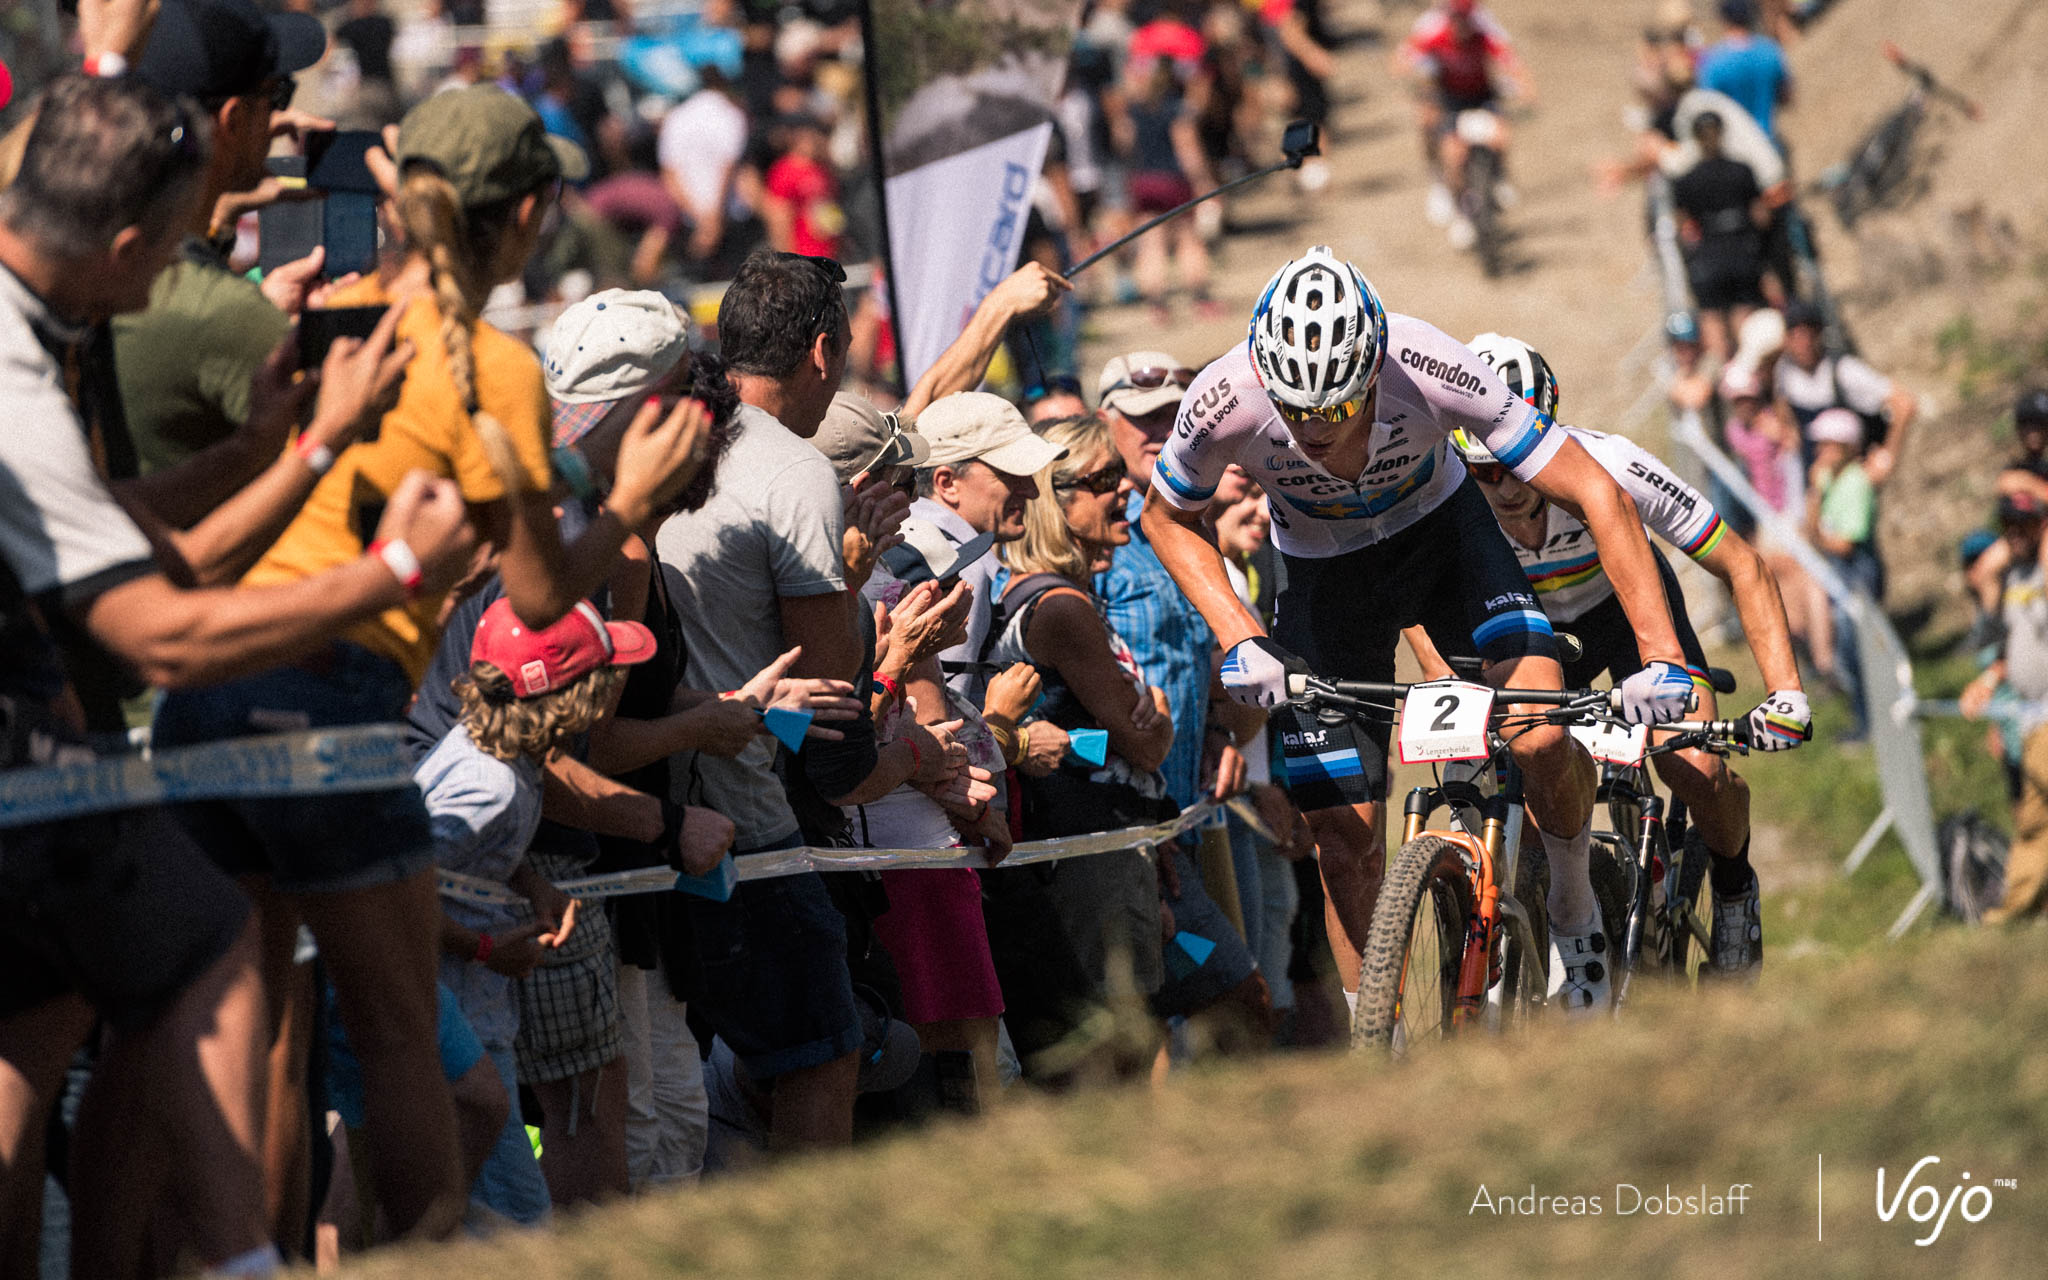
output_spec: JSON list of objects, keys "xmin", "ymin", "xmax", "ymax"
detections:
[{"xmin": 331, "ymin": 925, "xmax": 2047, "ymax": 1279}]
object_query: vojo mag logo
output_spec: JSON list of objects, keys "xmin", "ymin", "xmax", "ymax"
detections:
[{"xmin": 1874, "ymin": 1156, "xmax": 2006, "ymax": 1246}]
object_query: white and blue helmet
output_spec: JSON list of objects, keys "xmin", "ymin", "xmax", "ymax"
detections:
[
  {"xmin": 1249, "ymin": 246, "xmax": 1389, "ymax": 410},
  {"xmin": 1451, "ymin": 332, "xmax": 1560, "ymax": 465}
]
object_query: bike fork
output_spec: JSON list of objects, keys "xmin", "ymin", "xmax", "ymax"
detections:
[{"xmin": 1616, "ymin": 795, "xmax": 1665, "ymax": 1010}]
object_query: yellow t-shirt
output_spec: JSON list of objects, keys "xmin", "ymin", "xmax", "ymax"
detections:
[{"xmin": 244, "ymin": 279, "xmax": 551, "ymax": 686}]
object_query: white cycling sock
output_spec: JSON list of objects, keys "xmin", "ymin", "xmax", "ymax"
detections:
[
  {"xmin": 1343, "ymin": 988, "xmax": 1359, "ymax": 1021},
  {"xmin": 1540, "ymin": 823, "xmax": 1598, "ymax": 936},
  {"xmin": 205, "ymin": 1244, "xmax": 281, "ymax": 1278}
]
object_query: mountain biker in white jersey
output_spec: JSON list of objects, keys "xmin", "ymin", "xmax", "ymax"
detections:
[
  {"xmin": 1142, "ymin": 246, "xmax": 1696, "ymax": 1016},
  {"xmin": 1419, "ymin": 332, "xmax": 1811, "ymax": 978}
]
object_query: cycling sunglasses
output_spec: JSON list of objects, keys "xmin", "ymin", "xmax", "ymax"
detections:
[
  {"xmin": 1104, "ymin": 366, "xmax": 1197, "ymax": 395},
  {"xmin": 1055, "ymin": 458, "xmax": 1129, "ymax": 496},
  {"xmin": 1271, "ymin": 396, "xmax": 1367, "ymax": 426},
  {"xmin": 1466, "ymin": 460, "xmax": 1509, "ymax": 485}
]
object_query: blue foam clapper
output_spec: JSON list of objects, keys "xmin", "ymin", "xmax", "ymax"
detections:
[
  {"xmin": 761, "ymin": 707, "xmax": 813, "ymax": 754},
  {"xmin": 1067, "ymin": 727, "xmax": 1109, "ymax": 766},
  {"xmin": 673, "ymin": 854, "xmax": 738, "ymax": 902},
  {"xmin": 1174, "ymin": 931, "xmax": 1216, "ymax": 966}
]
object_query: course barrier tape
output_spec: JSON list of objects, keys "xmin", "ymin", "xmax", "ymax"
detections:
[
  {"xmin": 439, "ymin": 795, "xmax": 1269, "ymax": 907},
  {"xmin": 0, "ymin": 726, "xmax": 416, "ymax": 829}
]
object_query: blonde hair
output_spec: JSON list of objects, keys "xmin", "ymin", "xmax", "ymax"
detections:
[
  {"xmin": 395, "ymin": 165, "xmax": 533, "ymax": 495},
  {"xmin": 453, "ymin": 660, "xmax": 629, "ymax": 762},
  {"xmin": 1000, "ymin": 412, "xmax": 1117, "ymax": 583}
]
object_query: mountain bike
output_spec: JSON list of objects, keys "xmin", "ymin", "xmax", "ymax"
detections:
[
  {"xmin": 1452, "ymin": 108, "xmax": 1509, "ymax": 277},
  {"xmin": 1567, "ymin": 667, "xmax": 1754, "ymax": 1008},
  {"xmin": 1287, "ymin": 671, "xmax": 1750, "ymax": 1056},
  {"xmin": 1814, "ymin": 42, "xmax": 1982, "ymax": 230}
]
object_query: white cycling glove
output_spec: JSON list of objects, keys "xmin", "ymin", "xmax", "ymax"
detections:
[
  {"xmin": 1615, "ymin": 660, "xmax": 1695, "ymax": 726},
  {"xmin": 1220, "ymin": 637, "xmax": 1302, "ymax": 709},
  {"xmin": 1746, "ymin": 689, "xmax": 1812, "ymax": 751}
]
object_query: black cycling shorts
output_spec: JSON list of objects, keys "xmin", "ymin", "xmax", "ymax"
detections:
[
  {"xmin": 1269, "ymin": 478, "xmax": 1559, "ymax": 811},
  {"xmin": 0, "ymin": 806, "xmax": 251, "ymax": 1030},
  {"xmin": 1557, "ymin": 548, "xmax": 1713, "ymax": 694}
]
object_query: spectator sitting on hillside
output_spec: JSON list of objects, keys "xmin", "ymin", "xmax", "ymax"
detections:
[
  {"xmin": 1774, "ymin": 302, "xmax": 1918, "ymax": 485},
  {"xmin": 1968, "ymin": 391, "xmax": 2048, "ymax": 620},
  {"xmin": 1960, "ymin": 489, "xmax": 2048, "ymax": 924},
  {"xmin": 1802, "ymin": 409, "xmax": 1879, "ymax": 743}
]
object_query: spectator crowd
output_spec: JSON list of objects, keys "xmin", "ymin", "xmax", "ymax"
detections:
[{"xmin": 0, "ymin": 4, "xmax": 1346, "ymax": 1276}]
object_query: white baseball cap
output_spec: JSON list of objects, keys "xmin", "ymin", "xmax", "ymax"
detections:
[
  {"xmin": 544, "ymin": 290, "xmax": 692, "ymax": 445},
  {"xmin": 1096, "ymin": 350, "xmax": 1195, "ymax": 417},
  {"xmin": 914, "ymin": 391, "xmax": 1067, "ymax": 477},
  {"xmin": 1807, "ymin": 408, "xmax": 1864, "ymax": 447}
]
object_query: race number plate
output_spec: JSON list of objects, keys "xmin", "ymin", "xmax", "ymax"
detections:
[
  {"xmin": 1570, "ymin": 719, "xmax": 1649, "ymax": 766},
  {"xmin": 1398, "ymin": 680, "xmax": 1496, "ymax": 764}
]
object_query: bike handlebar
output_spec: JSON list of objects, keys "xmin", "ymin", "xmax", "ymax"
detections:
[{"xmin": 1285, "ymin": 675, "xmax": 1755, "ymax": 748}]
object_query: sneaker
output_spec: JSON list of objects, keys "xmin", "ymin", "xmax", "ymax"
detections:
[
  {"xmin": 1447, "ymin": 215, "xmax": 1477, "ymax": 251},
  {"xmin": 1426, "ymin": 181, "xmax": 1455, "ymax": 226},
  {"xmin": 1547, "ymin": 926, "xmax": 1612, "ymax": 1016},
  {"xmin": 1706, "ymin": 873, "xmax": 1763, "ymax": 981},
  {"xmin": 1297, "ymin": 157, "xmax": 1332, "ymax": 194}
]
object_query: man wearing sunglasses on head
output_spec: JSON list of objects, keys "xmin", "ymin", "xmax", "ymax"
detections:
[
  {"xmin": 1142, "ymin": 245, "xmax": 1697, "ymax": 1020},
  {"xmin": 1424, "ymin": 332, "xmax": 1807, "ymax": 980}
]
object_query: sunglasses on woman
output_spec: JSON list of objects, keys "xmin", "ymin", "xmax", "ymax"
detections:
[
  {"xmin": 1466, "ymin": 461, "xmax": 1509, "ymax": 485},
  {"xmin": 1055, "ymin": 459, "xmax": 1129, "ymax": 495}
]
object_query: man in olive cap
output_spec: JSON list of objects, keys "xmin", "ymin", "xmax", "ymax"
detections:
[{"xmin": 113, "ymin": 0, "xmax": 332, "ymax": 526}]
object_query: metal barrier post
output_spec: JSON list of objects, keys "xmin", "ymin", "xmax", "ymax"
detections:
[{"xmin": 1663, "ymin": 409, "xmax": 1945, "ymax": 935}]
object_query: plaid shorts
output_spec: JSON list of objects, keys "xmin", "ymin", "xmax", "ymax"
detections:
[{"xmin": 514, "ymin": 848, "xmax": 621, "ymax": 1085}]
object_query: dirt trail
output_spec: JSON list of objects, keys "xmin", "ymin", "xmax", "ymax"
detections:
[{"xmin": 1078, "ymin": 0, "xmax": 1661, "ymax": 431}]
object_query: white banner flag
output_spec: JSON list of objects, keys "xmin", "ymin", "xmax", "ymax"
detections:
[
  {"xmin": 885, "ymin": 125, "xmax": 1051, "ymax": 386},
  {"xmin": 870, "ymin": 0, "xmax": 1080, "ymax": 387}
]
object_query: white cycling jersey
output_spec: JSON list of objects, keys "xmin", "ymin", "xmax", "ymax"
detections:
[
  {"xmin": 1151, "ymin": 315, "xmax": 1563, "ymax": 559},
  {"xmin": 1508, "ymin": 427, "xmax": 1728, "ymax": 622}
]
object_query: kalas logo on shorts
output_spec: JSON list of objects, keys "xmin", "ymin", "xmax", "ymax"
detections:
[
  {"xmin": 1876, "ymin": 1157, "xmax": 2001, "ymax": 1246},
  {"xmin": 1398, "ymin": 347, "xmax": 1486, "ymax": 396}
]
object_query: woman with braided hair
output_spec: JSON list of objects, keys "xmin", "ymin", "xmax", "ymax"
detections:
[{"xmin": 151, "ymin": 87, "xmax": 708, "ymax": 1240}]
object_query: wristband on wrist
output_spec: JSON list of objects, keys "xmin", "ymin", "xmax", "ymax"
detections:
[
  {"xmin": 1017, "ymin": 722, "xmax": 1034, "ymax": 758},
  {"xmin": 83, "ymin": 52, "xmax": 129, "ymax": 78},
  {"xmin": 294, "ymin": 436, "xmax": 336, "ymax": 477},
  {"xmin": 905, "ymin": 735, "xmax": 924, "ymax": 776},
  {"xmin": 473, "ymin": 932, "xmax": 495, "ymax": 964},
  {"xmin": 872, "ymin": 671, "xmax": 901, "ymax": 702},
  {"xmin": 367, "ymin": 538, "xmax": 424, "ymax": 599}
]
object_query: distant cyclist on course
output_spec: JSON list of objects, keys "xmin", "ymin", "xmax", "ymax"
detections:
[
  {"xmin": 1422, "ymin": 333, "xmax": 1812, "ymax": 979},
  {"xmin": 1396, "ymin": 0, "xmax": 1534, "ymax": 249},
  {"xmin": 1143, "ymin": 246, "xmax": 1697, "ymax": 1017}
]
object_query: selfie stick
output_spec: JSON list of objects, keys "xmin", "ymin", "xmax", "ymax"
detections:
[{"xmin": 1064, "ymin": 120, "xmax": 1321, "ymax": 279}]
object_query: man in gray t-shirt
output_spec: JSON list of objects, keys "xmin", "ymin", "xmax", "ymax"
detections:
[
  {"xmin": 657, "ymin": 401, "xmax": 848, "ymax": 848},
  {"xmin": 651, "ymin": 249, "xmax": 868, "ymax": 1150}
]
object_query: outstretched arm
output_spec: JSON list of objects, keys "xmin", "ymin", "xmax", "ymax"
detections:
[
  {"xmin": 1141, "ymin": 490, "xmax": 1264, "ymax": 652},
  {"xmin": 1697, "ymin": 528, "xmax": 1801, "ymax": 693},
  {"xmin": 1526, "ymin": 438, "xmax": 1683, "ymax": 667}
]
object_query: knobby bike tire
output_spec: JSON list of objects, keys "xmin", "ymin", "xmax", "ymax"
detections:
[
  {"xmin": 1501, "ymin": 834, "xmax": 1550, "ymax": 1023},
  {"xmin": 1355, "ymin": 836, "xmax": 1477, "ymax": 1055},
  {"xmin": 1674, "ymin": 826, "xmax": 1715, "ymax": 982},
  {"xmin": 1469, "ymin": 147, "xmax": 1504, "ymax": 276}
]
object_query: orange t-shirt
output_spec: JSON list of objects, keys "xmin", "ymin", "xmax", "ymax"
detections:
[{"xmin": 243, "ymin": 279, "xmax": 551, "ymax": 686}]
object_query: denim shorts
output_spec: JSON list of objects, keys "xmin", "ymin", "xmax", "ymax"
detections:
[
  {"xmin": 679, "ymin": 837, "xmax": 862, "ymax": 1080},
  {"xmin": 152, "ymin": 643, "xmax": 435, "ymax": 894}
]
